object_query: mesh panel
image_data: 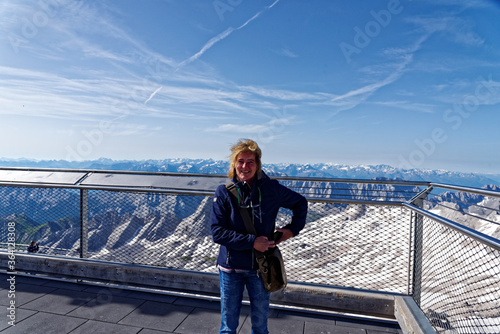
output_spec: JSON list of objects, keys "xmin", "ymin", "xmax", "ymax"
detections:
[
  {"xmin": 416, "ymin": 216, "xmax": 500, "ymax": 333},
  {"xmin": 281, "ymin": 179, "xmax": 422, "ymax": 202},
  {"xmin": 0, "ymin": 185, "xmax": 412, "ymax": 293},
  {"xmin": 0, "ymin": 186, "xmax": 80, "ymax": 256},
  {"xmin": 84, "ymin": 191, "xmax": 412, "ymax": 292},
  {"xmin": 279, "ymin": 203, "xmax": 412, "ymax": 293},
  {"xmin": 86, "ymin": 190, "xmax": 219, "ymax": 271},
  {"xmin": 82, "ymin": 190, "xmax": 412, "ymax": 293},
  {"xmin": 425, "ymin": 190, "xmax": 500, "ymax": 240}
]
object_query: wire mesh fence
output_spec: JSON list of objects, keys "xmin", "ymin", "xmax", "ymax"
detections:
[
  {"xmin": 1, "ymin": 171, "xmax": 499, "ymax": 333},
  {"xmin": 0, "ymin": 186, "xmax": 81, "ymax": 256},
  {"xmin": 0, "ymin": 183, "xmax": 413, "ymax": 293},
  {"xmin": 280, "ymin": 202, "xmax": 412, "ymax": 293},
  {"xmin": 414, "ymin": 216, "xmax": 500, "ymax": 333},
  {"xmin": 280, "ymin": 179, "xmax": 423, "ymax": 202},
  {"xmin": 424, "ymin": 186, "xmax": 500, "ymax": 240},
  {"xmin": 86, "ymin": 190, "xmax": 217, "ymax": 271}
]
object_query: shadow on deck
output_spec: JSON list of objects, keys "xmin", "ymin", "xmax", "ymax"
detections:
[{"xmin": 0, "ymin": 272, "xmax": 402, "ymax": 333}]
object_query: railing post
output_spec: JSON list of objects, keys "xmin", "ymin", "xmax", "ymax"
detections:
[
  {"xmin": 412, "ymin": 205, "xmax": 423, "ymax": 306},
  {"xmin": 408, "ymin": 186, "xmax": 432, "ymax": 306},
  {"xmin": 80, "ymin": 189, "xmax": 88, "ymax": 258}
]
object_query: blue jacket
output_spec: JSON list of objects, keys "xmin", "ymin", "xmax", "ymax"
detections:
[{"xmin": 211, "ymin": 171, "xmax": 308, "ymax": 270}]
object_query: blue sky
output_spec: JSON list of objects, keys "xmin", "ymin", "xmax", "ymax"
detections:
[{"xmin": 1, "ymin": 0, "xmax": 499, "ymax": 173}]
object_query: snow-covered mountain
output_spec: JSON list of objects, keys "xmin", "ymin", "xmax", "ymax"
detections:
[
  {"xmin": 0, "ymin": 158, "xmax": 498, "ymax": 188},
  {"xmin": 425, "ymin": 184, "xmax": 500, "ymax": 239}
]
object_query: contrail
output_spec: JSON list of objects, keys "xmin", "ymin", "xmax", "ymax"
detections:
[
  {"xmin": 178, "ymin": 28, "xmax": 234, "ymax": 68},
  {"xmin": 144, "ymin": 86, "xmax": 162, "ymax": 104},
  {"xmin": 177, "ymin": 0, "xmax": 280, "ymax": 69}
]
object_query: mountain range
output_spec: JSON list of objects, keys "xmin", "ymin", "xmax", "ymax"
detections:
[{"xmin": 0, "ymin": 157, "xmax": 499, "ymax": 189}]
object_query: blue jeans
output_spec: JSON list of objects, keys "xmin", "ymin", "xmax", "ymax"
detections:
[{"xmin": 219, "ymin": 269, "xmax": 271, "ymax": 334}]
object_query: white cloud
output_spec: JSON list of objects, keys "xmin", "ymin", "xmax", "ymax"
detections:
[
  {"xmin": 240, "ymin": 85, "xmax": 323, "ymax": 101},
  {"xmin": 328, "ymin": 61, "xmax": 408, "ymax": 108},
  {"xmin": 371, "ymin": 100, "xmax": 435, "ymax": 113},
  {"xmin": 178, "ymin": 27, "xmax": 234, "ymax": 68},
  {"xmin": 323, "ymin": 35, "xmax": 431, "ymax": 115},
  {"xmin": 178, "ymin": 0, "xmax": 280, "ymax": 68},
  {"xmin": 205, "ymin": 112, "xmax": 293, "ymax": 134},
  {"xmin": 144, "ymin": 86, "xmax": 163, "ymax": 104},
  {"xmin": 278, "ymin": 48, "xmax": 299, "ymax": 58},
  {"xmin": 104, "ymin": 123, "xmax": 163, "ymax": 137},
  {"xmin": 206, "ymin": 123, "xmax": 269, "ymax": 134},
  {"xmin": 406, "ymin": 16, "xmax": 484, "ymax": 47}
]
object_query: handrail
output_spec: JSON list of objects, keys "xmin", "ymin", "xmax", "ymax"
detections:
[
  {"xmin": 430, "ymin": 182, "xmax": 500, "ymax": 198},
  {"xmin": 303, "ymin": 197, "xmax": 404, "ymax": 206},
  {"xmin": 272, "ymin": 175, "xmax": 430, "ymax": 187},
  {"xmin": 0, "ymin": 167, "xmax": 429, "ymax": 200},
  {"xmin": 0, "ymin": 181, "xmax": 216, "ymax": 196},
  {"xmin": 0, "ymin": 166, "xmax": 229, "ymax": 178},
  {"xmin": 403, "ymin": 202, "xmax": 500, "ymax": 251},
  {"xmin": 0, "ymin": 166, "xmax": 431, "ymax": 186}
]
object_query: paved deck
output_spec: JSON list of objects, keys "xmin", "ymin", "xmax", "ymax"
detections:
[{"xmin": 0, "ymin": 272, "xmax": 402, "ymax": 333}]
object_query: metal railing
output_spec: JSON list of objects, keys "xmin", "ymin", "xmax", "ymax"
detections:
[
  {"xmin": 0, "ymin": 167, "xmax": 499, "ymax": 333},
  {"xmin": 405, "ymin": 183, "xmax": 500, "ymax": 333}
]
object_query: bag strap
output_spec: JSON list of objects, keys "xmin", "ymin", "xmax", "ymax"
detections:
[
  {"xmin": 225, "ymin": 182, "xmax": 276, "ymax": 261},
  {"xmin": 225, "ymin": 182, "xmax": 258, "ymax": 235}
]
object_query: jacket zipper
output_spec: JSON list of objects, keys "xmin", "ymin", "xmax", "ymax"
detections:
[{"xmin": 226, "ymin": 249, "xmax": 230, "ymax": 265}]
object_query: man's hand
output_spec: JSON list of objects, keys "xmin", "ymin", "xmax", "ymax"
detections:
[
  {"xmin": 253, "ymin": 236, "xmax": 275, "ymax": 252},
  {"xmin": 274, "ymin": 228, "xmax": 293, "ymax": 245}
]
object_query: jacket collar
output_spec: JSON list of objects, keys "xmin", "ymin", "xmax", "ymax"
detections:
[{"xmin": 232, "ymin": 170, "xmax": 268, "ymax": 189}]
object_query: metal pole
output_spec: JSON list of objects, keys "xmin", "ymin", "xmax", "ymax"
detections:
[
  {"xmin": 408, "ymin": 185, "xmax": 432, "ymax": 307},
  {"xmin": 80, "ymin": 189, "xmax": 88, "ymax": 258},
  {"xmin": 412, "ymin": 206, "xmax": 423, "ymax": 306}
]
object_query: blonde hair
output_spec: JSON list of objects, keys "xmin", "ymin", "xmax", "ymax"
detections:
[{"xmin": 227, "ymin": 139, "xmax": 262, "ymax": 179}]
